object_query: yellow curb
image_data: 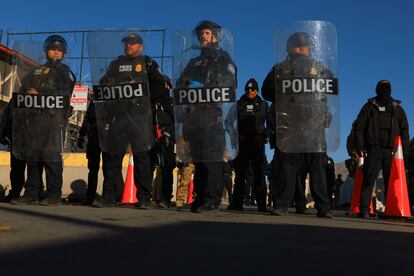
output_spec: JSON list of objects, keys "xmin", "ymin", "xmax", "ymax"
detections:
[
  {"xmin": 0, "ymin": 226, "xmax": 11, "ymax": 232},
  {"xmin": 0, "ymin": 152, "xmax": 130, "ymax": 168}
]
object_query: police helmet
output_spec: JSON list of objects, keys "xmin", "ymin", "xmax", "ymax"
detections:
[
  {"xmin": 122, "ymin": 33, "xmax": 143, "ymax": 45},
  {"xmin": 43, "ymin": 34, "xmax": 67, "ymax": 53},
  {"xmin": 193, "ymin": 20, "xmax": 222, "ymax": 41},
  {"xmin": 287, "ymin": 32, "xmax": 312, "ymax": 53}
]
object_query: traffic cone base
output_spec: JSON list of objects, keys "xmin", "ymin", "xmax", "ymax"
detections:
[
  {"xmin": 349, "ymin": 157, "xmax": 375, "ymax": 215},
  {"xmin": 384, "ymin": 136, "xmax": 411, "ymax": 217}
]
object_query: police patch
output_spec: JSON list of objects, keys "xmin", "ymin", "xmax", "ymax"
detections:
[
  {"xmin": 43, "ymin": 68, "xmax": 50, "ymax": 75},
  {"xmin": 310, "ymin": 67, "xmax": 317, "ymax": 77},
  {"xmin": 135, "ymin": 64, "xmax": 142, "ymax": 72},
  {"xmin": 119, "ymin": 65, "xmax": 132, "ymax": 72},
  {"xmin": 227, "ymin": 64, "xmax": 236, "ymax": 75}
]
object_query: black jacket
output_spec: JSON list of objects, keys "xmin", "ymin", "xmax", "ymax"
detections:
[
  {"xmin": 354, "ymin": 97, "xmax": 410, "ymax": 154},
  {"xmin": 237, "ymin": 94, "xmax": 268, "ymax": 141},
  {"xmin": 20, "ymin": 60, "xmax": 75, "ymax": 95},
  {"xmin": 100, "ymin": 55, "xmax": 165, "ymax": 104}
]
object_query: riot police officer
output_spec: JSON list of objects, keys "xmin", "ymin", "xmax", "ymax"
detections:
[
  {"xmin": 150, "ymin": 75, "xmax": 175, "ymax": 208},
  {"xmin": 262, "ymin": 31, "xmax": 334, "ymax": 218},
  {"xmin": 91, "ymin": 33, "xmax": 167, "ymax": 208},
  {"xmin": 11, "ymin": 34, "xmax": 75, "ymax": 205},
  {"xmin": 354, "ymin": 80, "xmax": 410, "ymax": 218},
  {"xmin": 229, "ymin": 79, "xmax": 268, "ymax": 212},
  {"xmin": 175, "ymin": 20, "xmax": 238, "ymax": 212}
]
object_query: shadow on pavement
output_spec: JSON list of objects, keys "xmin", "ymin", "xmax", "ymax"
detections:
[{"xmin": 1, "ymin": 205, "xmax": 414, "ymax": 275}]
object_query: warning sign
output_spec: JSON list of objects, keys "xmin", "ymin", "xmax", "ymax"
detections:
[{"xmin": 71, "ymin": 85, "xmax": 89, "ymax": 111}]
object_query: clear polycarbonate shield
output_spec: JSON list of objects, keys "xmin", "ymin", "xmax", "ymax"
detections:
[
  {"xmin": 274, "ymin": 21, "xmax": 339, "ymax": 153},
  {"xmin": 171, "ymin": 28, "xmax": 238, "ymax": 162},
  {"xmin": 87, "ymin": 30, "xmax": 154, "ymax": 154},
  {"xmin": 12, "ymin": 93, "xmax": 71, "ymax": 161},
  {"xmin": 10, "ymin": 40, "xmax": 72, "ymax": 161}
]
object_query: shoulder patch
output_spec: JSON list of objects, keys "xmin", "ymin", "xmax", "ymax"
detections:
[
  {"xmin": 69, "ymin": 72, "xmax": 75, "ymax": 82},
  {"xmin": 227, "ymin": 64, "xmax": 236, "ymax": 75}
]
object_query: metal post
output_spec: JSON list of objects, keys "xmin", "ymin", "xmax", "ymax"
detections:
[
  {"xmin": 161, "ymin": 29, "xmax": 166, "ymax": 71},
  {"xmin": 79, "ymin": 32, "xmax": 85, "ymax": 85}
]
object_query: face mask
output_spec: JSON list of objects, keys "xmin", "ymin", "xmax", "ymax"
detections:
[{"xmin": 376, "ymin": 87, "xmax": 392, "ymax": 104}]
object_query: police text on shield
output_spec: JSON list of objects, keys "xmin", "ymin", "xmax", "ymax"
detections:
[
  {"xmin": 278, "ymin": 78, "xmax": 338, "ymax": 95},
  {"xmin": 93, "ymin": 83, "xmax": 148, "ymax": 101},
  {"xmin": 14, "ymin": 94, "xmax": 68, "ymax": 109},
  {"xmin": 174, "ymin": 87, "xmax": 236, "ymax": 105}
]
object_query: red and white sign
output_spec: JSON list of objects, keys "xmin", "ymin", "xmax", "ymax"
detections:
[{"xmin": 71, "ymin": 85, "xmax": 89, "ymax": 111}]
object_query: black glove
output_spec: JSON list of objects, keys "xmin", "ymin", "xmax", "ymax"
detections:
[
  {"xmin": 0, "ymin": 136, "xmax": 9, "ymax": 146},
  {"xmin": 77, "ymin": 137, "xmax": 84, "ymax": 150}
]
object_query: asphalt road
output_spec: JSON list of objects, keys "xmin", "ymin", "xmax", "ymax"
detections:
[{"xmin": 1, "ymin": 204, "xmax": 413, "ymax": 275}]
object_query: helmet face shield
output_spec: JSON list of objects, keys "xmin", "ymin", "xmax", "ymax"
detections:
[{"xmin": 287, "ymin": 32, "xmax": 313, "ymax": 53}]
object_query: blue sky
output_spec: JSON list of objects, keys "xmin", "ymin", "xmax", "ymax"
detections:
[{"xmin": 1, "ymin": 0, "xmax": 413, "ymax": 163}]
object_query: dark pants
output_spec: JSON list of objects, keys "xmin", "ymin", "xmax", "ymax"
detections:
[
  {"xmin": 193, "ymin": 161, "xmax": 224, "ymax": 206},
  {"xmin": 221, "ymin": 161, "xmax": 233, "ymax": 204},
  {"xmin": 102, "ymin": 150, "xmax": 152, "ymax": 203},
  {"xmin": 294, "ymin": 173, "xmax": 307, "ymax": 210},
  {"xmin": 86, "ymin": 132, "xmax": 101, "ymax": 201},
  {"xmin": 9, "ymin": 151, "xmax": 27, "ymax": 198},
  {"xmin": 359, "ymin": 148, "xmax": 393, "ymax": 213},
  {"xmin": 233, "ymin": 144, "xmax": 267, "ymax": 209},
  {"xmin": 24, "ymin": 160, "xmax": 62, "ymax": 200},
  {"xmin": 150, "ymin": 141, "xmax": 175, "ymax": 204},
  {"xmin": 274, "ymin": 152, "xmax": 330, "ymax": 212}
]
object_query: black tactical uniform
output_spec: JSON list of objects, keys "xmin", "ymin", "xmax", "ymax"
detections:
[
  {"xmin": 11, "ymin": 35, "xmax": 75, "ymax": 205},
  {"xmin": 262, "ymin": 32, "xmax": 332, "ymax": 217},
  {"xmin": 354, "ymin": 80, "xmax": 410, "ymax": 217},
  {"xmin": 96, "ymin": 34, "xmax": 167, "ymax": 208},
  {"xmin": 78, "ymin": 101, "xmax": 124, "ymax": 204},
  {"xmin": 177, "ymin": 20, "xmax": 237, "ymax": 212},
  {"xmin": 230, "ymin": 79, "xmax": 268, "ymax": 212},
  {"xmin": 0, "ymin": 101, "xmax": 27, "ymax": 201},
  {"xmin": 150, "ymin": 77, "xmax": 175, "ymax": 208}
]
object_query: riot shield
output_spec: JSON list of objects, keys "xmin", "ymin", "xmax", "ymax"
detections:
[
  {"xmin": 11, "ymin": 40, "xmax": 72, "ymax": 161},
  {"xmin": 171, "ymin": 28, "xmax": 238, "ymax": 163},
  {"xmin": 274, "ymin": 21, "xmax": 339, "ymax": 153},
  {"xmin": 12, "ymin": 93, "xmax": 71, "ymax": 161},
  {"xmin": 87, "ymin": 30, "xmax": 154, "ymax": 154}
]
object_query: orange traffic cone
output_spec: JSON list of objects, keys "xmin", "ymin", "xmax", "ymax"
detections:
[
  {"xmin": 187, "ymin": 174, "xmax": 194, "ymax": 204},
  {"xmin": 349, "ymin": 156, "xmax": 374, "ymax": 215},
  {"xmin": 384, "ymin": 136, "xmax": 411, "ymax": 217},
  {"xmin": 121, "ymin": 151, "xmax": 138, "ymax": 204}
]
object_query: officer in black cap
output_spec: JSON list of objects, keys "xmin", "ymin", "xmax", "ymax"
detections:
[
  {"xmin": 10, "ymin": 34, "xmax": 75, "ymax": 205},
  {"xmin": 354, "ymin": 80, "xmax": 410, "ymax": 218},
  {"xmin": 177, "ymin": 20, "xmax": 237, "ymax": 212},
  {"xmin": 261, "ymin": 31, "xmax": 334, "ymax": 218},
  {"xmin": 228, "ymin": 78, "xmax": 268, "ymax": 212},
  {"xmin": 93, "ymin": 33, "xmax": 167, "ymax": 208}
]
